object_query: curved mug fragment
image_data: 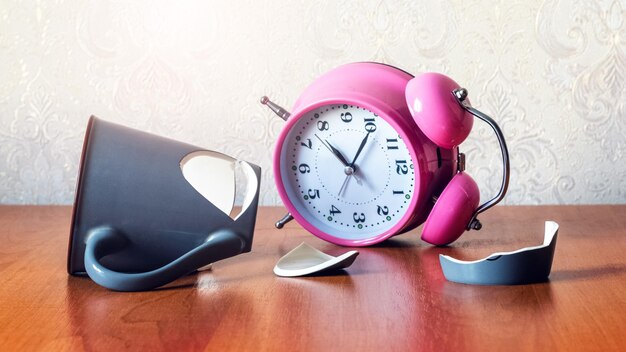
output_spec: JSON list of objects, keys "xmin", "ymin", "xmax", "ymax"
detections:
[{"xmin": 439, "ymin": 221, "xmax": 559, "ymax": 285}]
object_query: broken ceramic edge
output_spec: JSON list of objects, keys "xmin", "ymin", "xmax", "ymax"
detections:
[
  {"xmin": 197, "ymin": 263, "xmax": 212, "ymax": 271},
  {"xmin": 273, "ymin": 242, "xmax": 359, "ymax": 277},
  {"xmin": 439, "ymin": 221, "xmax": 559, "ymax": 285},
  {"xmin": 180, "ymin": 150, "xmax": 259, "ymax": 221}
]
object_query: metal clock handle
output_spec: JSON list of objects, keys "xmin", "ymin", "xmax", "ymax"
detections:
[{"xmin": 452, "ymin": 88, "xmax": 510, "ymax": 231}]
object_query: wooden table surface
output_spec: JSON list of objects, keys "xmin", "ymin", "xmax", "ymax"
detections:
[{"xmin": 0, "ymin": 205, "xmax": 624, "ymax": 351}]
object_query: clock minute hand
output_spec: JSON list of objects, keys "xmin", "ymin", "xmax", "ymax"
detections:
[
  {"xmin": 338, "ymin": 131, "xmax": 370, "ymax": 196},
  {"xmin": 349, "ymin": 131, "xmax": 371, "ymax": 168}
]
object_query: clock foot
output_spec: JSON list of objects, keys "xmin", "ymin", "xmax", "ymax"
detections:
[{"xmin": 275, "ymin": 213, "xmax": 294, "ymax": 229}]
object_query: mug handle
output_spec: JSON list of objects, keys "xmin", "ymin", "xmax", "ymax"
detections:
[{"xmin": 84, "ymin": 226, "xmax": 245, "ymax": 291}]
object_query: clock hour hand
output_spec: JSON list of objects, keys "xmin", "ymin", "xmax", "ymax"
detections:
[
  {"xmin": 327, "ymin": 142, "xmax": 352, "ymax": 167},
  {"xmin": 314, "ymin": 134, "xmax": 362, "ymax": 185},
  {"xmin": 315, "ymin": 134, "xmax": 349, "ymax": 166}
]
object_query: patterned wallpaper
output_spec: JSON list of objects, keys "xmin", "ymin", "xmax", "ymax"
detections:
[{"xmin": 0, "ymin": 0, "xmax": 624, "ymax": 205}]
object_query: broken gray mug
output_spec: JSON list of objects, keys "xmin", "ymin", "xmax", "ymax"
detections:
[{"xmin": 67, "ymin": 116, "xmax": 261, "ymax": 291}]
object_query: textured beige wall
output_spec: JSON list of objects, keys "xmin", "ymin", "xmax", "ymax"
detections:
[{"xmin": 0, "ymin": 0, "xmax": 624, "ymax": 205}]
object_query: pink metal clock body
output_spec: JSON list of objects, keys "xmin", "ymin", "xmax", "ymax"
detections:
[{"xmin": 273, "ymin": 63, "xmax": 457, "ymax": 246}]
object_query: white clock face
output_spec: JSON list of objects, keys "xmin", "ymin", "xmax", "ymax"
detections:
[{"xmin": 279, "ymin": 104, "xmax": 416, "ymax": 241}]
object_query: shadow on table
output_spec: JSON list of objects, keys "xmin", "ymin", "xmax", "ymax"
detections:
[
  {"xmin": 64, "ymin": 273, "xmax": 255, "ymax": 350},
  {"xmin": 370, "ymin": 237, "xmax": 417, "ymax": 248},
  {"xmin": 549, "ymin": 264, "xmax": 626, "ymax": 282}
]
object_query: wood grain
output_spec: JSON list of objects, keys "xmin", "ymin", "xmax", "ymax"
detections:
[{"xmin": 0, "ymin": 205, "xmax": 624, "ymax": 351}]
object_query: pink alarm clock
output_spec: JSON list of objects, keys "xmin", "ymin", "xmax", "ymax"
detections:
[{"xmin": 262, "ymin": 62, "xmax": 509, "ymax": 247}]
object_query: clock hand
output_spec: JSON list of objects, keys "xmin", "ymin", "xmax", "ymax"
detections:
[
  {"xmin": 338, "ymin": 174, "xmax": 351, "ymax": 196},
  {"xmin": 315, "ymin": 134, "xmax": 350, "ymax": 166},
  {"xmin": 338, "ymin": 131, "xmax": 371, "ymax": 196},
  {"xmin": 327, "ymin": 142, "xmax": 352, "ymax": 167},
  {"xmin": 326, "ymin": 139, "xmax": 363, "ymax": 185},
  {"xmin": 314, "ymin": 134, "xmax": 362, "ymax": 186},
  {"xmin": 338, "ymin": 157, "xmax": 359, "ymax": 196},
  {"xmin": 349, "ymin": 131, "xmax": 371, "ymax": 168}
]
